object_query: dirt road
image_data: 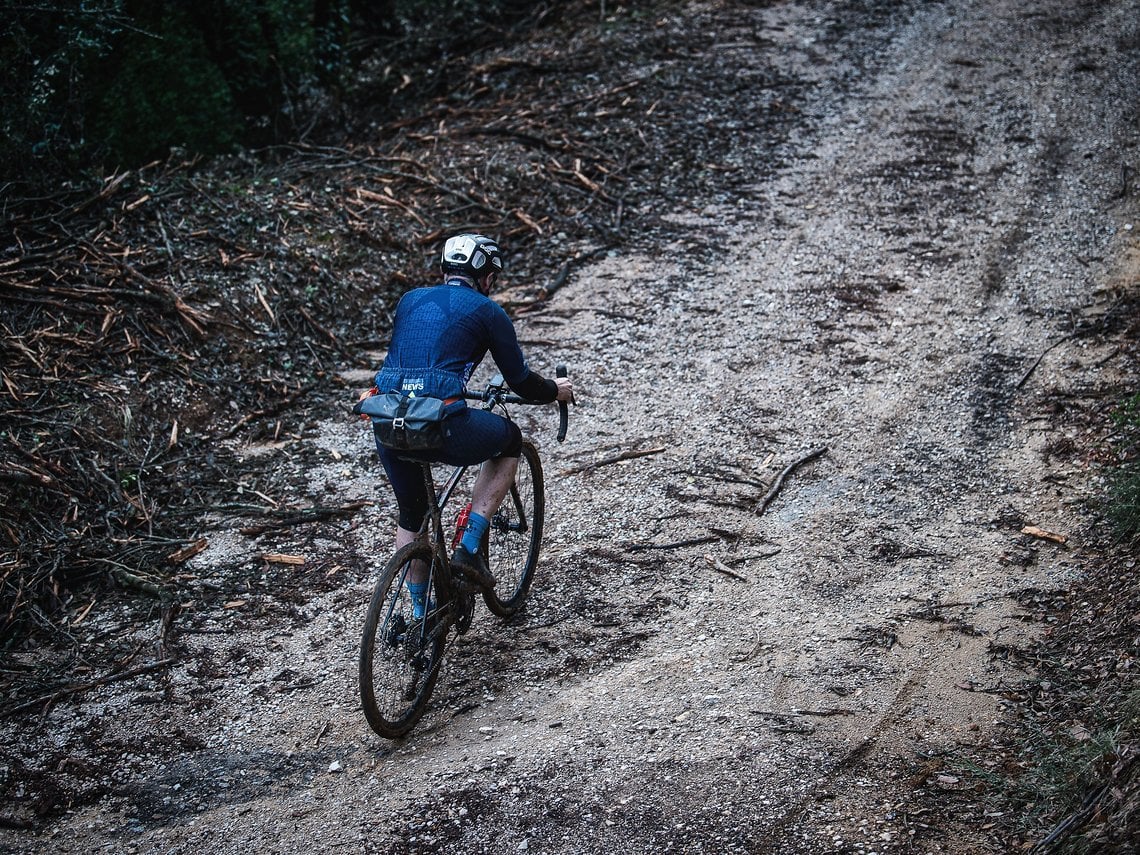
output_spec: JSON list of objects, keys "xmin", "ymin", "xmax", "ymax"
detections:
[{"xmin": 4, "ymin": 0, "xmax": 1139, "ymax": 852}]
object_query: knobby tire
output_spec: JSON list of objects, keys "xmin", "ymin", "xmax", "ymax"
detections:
[
  {"xmin": 483, "ymin": 440, "xmax": 544, "ymax": 617},
  {"xmin": 359, "ymin": 543, "xmax": 447, "ymax": 738}
]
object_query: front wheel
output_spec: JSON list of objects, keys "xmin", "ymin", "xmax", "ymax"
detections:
[
  {"xmin": 483, "ymin": 440, "xmax": 544, "ymax": 617},
  {"xmin": 359, "ymin": 543, "xmax": 446, "ymax": 738}
]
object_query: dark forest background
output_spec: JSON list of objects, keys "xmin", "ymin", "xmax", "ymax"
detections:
[{"xmin": 1, "ymin": 0, "xmax": 550, "ymax": 187}]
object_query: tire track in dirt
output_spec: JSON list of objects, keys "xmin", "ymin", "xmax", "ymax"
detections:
[{"xmin": 435, "ymin": 1, "xmax": 1138, "ymax": 851}]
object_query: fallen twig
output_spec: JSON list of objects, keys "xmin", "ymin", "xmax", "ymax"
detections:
[
  {"xmin": 223, "ymin": 384, "xmax": 315, "ymax": 438},
  {"xmin": 536, "ymin": 245, "xmax": 616, "ymax": 301},
  {"xmin": 1021, "ymin": 525, "xmax": 1068, "ymax": 545},
  {"xmin": 239, "ymin": 500, "xmax": 371, "ymax": 536},
  {"xmin": 1028, "ymin": 781, "xmax": 1114, "ymax": 854},
  {"xmin": 1016, "ymin": 335, "xmax": 1073, "ymax": 390},
  {"xmin": 625, "ymin": 535, "xmax": 719, "ymax": 552},
  {"xmin": 158, "ymin": 603, "xmax": 180, "ymax": 660},
  {"xmin": 758, "ymin": 447, "xmax": 828, "ymax": 514},
  {"xmin": 298, "ymin": 305, "xmax": 346, "ymax": 351},
  {"xmin": 704, "ymin": 553, "xmax": 749, "ymax": 582},
  {"xmin": 260, "ymin": 553, "xmax": 306, "ymax": 566},
  {"xmin": 167, "ymin": 538, "xmax": 208, "ymax": 564},
  {"xmin": 561, "ymin": 445, "xmax": 665, "ymax": 476},
  {"xmin": 724, "ymin": 549, "xmax": 782, "ymax": 564},
  {"xmin": 555, "ymin": 74, "xmax": 649, "ymax": 110},
  {"xmin": 751, "ymin": 707, "xmax": 855, "ymax": 718},
  {"xmin": 1, "ymin": 658, "xmax": 176, "ymax": 718}
]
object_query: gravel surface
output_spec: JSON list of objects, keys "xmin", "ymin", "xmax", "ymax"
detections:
[{"xmin": 3, "ymin": 0, "xmax": 1139, "ymax": 852}]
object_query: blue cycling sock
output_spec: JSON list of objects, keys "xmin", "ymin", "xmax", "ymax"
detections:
[
  {"xmin": 408, "ymin": 581, "xmax": 429, "ymax": 619},
  {"xmin": 459, "ymin": 511, "xmax": 490, "ymax": 554}
]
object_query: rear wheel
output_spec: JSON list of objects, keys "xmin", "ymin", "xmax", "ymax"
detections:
[
  {"xmin": 359, "ymin": 543, "xmax": 446, "ymax": 738},
  {"xmin": 483, "ymin": 440, "xmax": 544, "ymax": 617}
]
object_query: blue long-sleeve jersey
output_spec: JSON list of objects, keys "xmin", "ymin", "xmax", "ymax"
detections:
[{"xmin": 374, "ymin": 280, "xmax": 557, "ymax": 402}]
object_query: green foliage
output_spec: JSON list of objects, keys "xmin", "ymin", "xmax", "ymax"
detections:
[
  {"xmin": 1108, "ymin": 392, "xmax": 1140, "ymax": 540},
  {"xmin": 90, "ymin": 14, "xmax": 241, "ymax": 165},
  {"xmin": 0, "ymin": 0, "xmax": 559, "ymax": 182},
  {"xmin": 0, "ymin": 1, "xmax": 130, "ymax": 174},
  {"xmin": 1, "ymin": 0, "xmax": 337, "ymax": 181},
  {"xmin": 1004, "ymin": 688, "xmax": 1140, "ymax": 852}
]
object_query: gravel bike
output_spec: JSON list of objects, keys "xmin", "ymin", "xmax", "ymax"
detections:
[{"xmin": 359, "ymin": 368, "xmax": 569, "ymax": 739}]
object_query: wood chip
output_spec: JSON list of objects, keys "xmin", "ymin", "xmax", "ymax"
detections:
[
  {"xmin": 703, "ymin": 554, "xmax": 749, "ymax": 582},
  {"xmin": 1020, "ymin": 525, "xmax": 1068, "ymax": 544},
  {"xmin": 260, "ymin": 553, "xmax": 306, "ymax": 565},
  {"xmin": 514, "ymin": 208, "xmax": 544, "ymax": 233},
  {"xmin": 167, "ymin": 538, "xmax": 208, "ymax": 564}
]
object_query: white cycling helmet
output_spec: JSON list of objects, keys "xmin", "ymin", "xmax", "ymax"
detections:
[{"xmin": 441, "ymin": 234, "xmax": 503, "ymax": 279}]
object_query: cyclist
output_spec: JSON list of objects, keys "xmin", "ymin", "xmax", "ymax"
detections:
[{"xmin": 369, "ymin": 234, "xmax": 574, "ymax": 617}]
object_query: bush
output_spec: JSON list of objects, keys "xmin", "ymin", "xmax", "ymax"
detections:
[
  {"xmin": 0, "ymin": 1, "xmax": 127, "ymax": 176},
  {"xmin": 1109, "ymin": 392, "xmax": 1140, "ymax": 540},
  {"xmin": 90, "ymin": 13, "xmax": 243, "ymax": 166},
  {"xmin": 0, "ymin": 0, "xmax": 572, "ymax": 185},
  {"xmin": 1, "ymin": 1, "xmax": 338, "ymax": 183}
]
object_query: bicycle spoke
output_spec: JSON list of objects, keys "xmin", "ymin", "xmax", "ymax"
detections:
[
  {"xmin": 359, "ymin": 544, "xmax": 447, "ymax": 738},
  {"xmin": 483, "ymin": 441, "xmax": 544, "ymax": 617}
]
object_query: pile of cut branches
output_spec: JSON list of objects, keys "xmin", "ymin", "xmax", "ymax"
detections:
[{"xmin": 1, "ymin": 1, "xmax": 809, "ymax": 645}]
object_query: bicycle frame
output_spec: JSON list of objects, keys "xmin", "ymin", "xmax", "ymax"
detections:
[
  {"xmin": 406, "ymin": 383, "xmax": 538, "ymax": 630},
  {"xmin": 358, "ymin": 368, "xmax": 565, "ymax": 738},
  {"xmin": 406, "ymin": 391, "xmax": 509, "ymax": 633}
]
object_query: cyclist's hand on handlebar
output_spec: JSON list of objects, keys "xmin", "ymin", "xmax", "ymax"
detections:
[{"xmin": 554, "ymin": 376, "xmax": 575, "ymax": 404}]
